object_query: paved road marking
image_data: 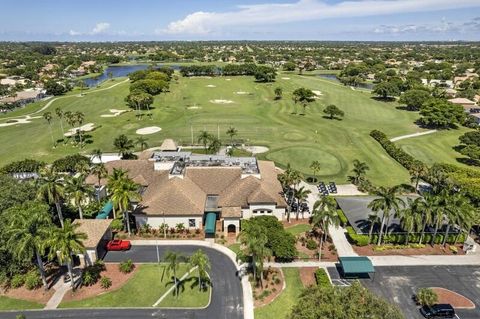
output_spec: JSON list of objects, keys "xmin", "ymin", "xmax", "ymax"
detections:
[{"xmin": 152, "ymin": 266, "xmax": 197, "ymax": 307}]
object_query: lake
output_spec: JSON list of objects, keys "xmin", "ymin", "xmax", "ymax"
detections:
[
  {"xmin": 83, "ymin": 64, "xmax": 180, "ymax": 87},
  {"xmin": 317, "ymin": 74, "xmax": 375, "ymax": 90}
]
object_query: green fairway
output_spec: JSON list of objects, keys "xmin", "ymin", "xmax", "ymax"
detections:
[
  {"xmin": 254, "ymin": 268, "xmax": 304, "ymax": 319},
  {"xmin": 395, "ymin": 127, "xmax": 475, "ymax": 167},
  {"xmin": 0, "ymin": 295, "xmax": 43, "ymax": 310},
  {"xmin": 59, "ymin": 264, "xmax": 208, "ymax": 308},
  {"xmin": 0, "ymin": 72, "xmax": 426, "ymax": 185}
]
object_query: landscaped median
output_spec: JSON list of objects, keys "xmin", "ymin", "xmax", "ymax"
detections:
[{"xmin": 59, "ymin": 263, "xmax": 210, "ymax": 309}]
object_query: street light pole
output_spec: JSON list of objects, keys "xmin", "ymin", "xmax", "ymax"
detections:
[{"xmin": 163, "ymin": 211, "xmax": 167, "ymax": 239}]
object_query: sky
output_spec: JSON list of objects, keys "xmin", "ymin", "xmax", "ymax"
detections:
[{"xmin": 1, "ymin": 0, "xmax": 480, "ymax": 41}]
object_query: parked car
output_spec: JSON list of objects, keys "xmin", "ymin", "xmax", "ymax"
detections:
[
  {"xmin": 106, "ymin": 239, "xmax": 131, "ymax": 251},
  {"xmin": 420, "ymin": 304, "xmax": 456, "ymax": 318}
]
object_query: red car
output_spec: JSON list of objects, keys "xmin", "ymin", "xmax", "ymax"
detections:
[{"xmin": 106, "ymin": 239, "xmax": 131, "ymax": 251}]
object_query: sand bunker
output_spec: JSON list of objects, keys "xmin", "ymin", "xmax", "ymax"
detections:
[
  {"xmin": 206, "ymin": 85, "xmax": 216, "ymax": 88},
  {"xmin": 312, "ymin": 90, "xmax": 323, "ymax": 96},
  {"xmin": 100, "ymin": 109, "xmax": 128, "ymax": 118},
  {"xmin": 136, "ymin": 126, "xmax": 162, "ymax": 135},
  {"xmin": 225, "ymin": 78, "xmax": 231, "ymax": 81},
  {"xmin": 0, "ymin": 115, "xmax": 41, "ymax": 128},
  {"xmin": 187, "ymin": 106, "xmax": 202, "ymax": 110},
  {"xmin": 210, "ymin": 99, "xmax": 234, "ymax": 104},
  {"xmin": 243, "ymin": 145, "xmax": 269, "ymax": 154},
  {"xmin": 235, "ymin": 91, "xmax": 250, "ymax": 95},
  {"xmin": 64, "ymin": 123, "xmax": 96, "ymax": 137},
  {"xmin": 281, "ymin": 77, "xmax": 291, "ymax": 80}
]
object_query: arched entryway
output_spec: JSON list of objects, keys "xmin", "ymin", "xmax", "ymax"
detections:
[{"xmin": 227, "ymin": 224, "xmax": 237, "ymax": 234}]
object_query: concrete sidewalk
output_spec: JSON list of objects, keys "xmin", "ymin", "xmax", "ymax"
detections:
[{"xmin": 370, "ymin": 254, "xmax": 480, "ymax": 266}]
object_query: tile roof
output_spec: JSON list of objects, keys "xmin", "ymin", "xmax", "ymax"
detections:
[
  {"xmin": 222, "ymin": 206, "xmax": 242, "ymax": 218},
  {"xmin": 73, "ymin": 219, "xmax": 112, "ymax": 249}
]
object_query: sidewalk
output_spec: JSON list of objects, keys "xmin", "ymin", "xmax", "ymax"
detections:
[
  {"xmin": 265, "ymin": 261, "xmax": 336, "ymax": 268},
  {"xmin": 370, "ymin": 254, "xmax": 480, "ymax": 266},
  {"xmin": 44, "ymin": 278, "xmax": 70, "ymax": 310},
  {"xmin": 328, "ymin": 225, "xmax": 358, "ymax": 257}
]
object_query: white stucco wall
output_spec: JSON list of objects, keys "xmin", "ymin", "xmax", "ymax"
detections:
[
  {"xmin": 134, "ymin": 215, "xmax": 203, "ymax": 229},
  {"xmin": 223, "ymin": 217, "xmax": 240, "ymax": 235},
  {"xmin": 242, "ymin": 204, "xmax": 285, "ymax": 221}
]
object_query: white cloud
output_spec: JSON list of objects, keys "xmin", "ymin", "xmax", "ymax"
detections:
[
  {"xmin": 92, "ymin": 22, "xmax": 110, "ymax": 34},
  {"xmin": 160, "ymin": 0, "xmax": 480, "ymax": 35},
  {"xmin": 373, "ymin": 17, "xmax": 480, "ymax": 34},
  {"xmin": 69, "ymin": 30, "xmax": 81, "ymax": 36}
]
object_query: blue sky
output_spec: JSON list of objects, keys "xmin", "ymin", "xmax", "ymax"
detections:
[{"xmin": 1, "ymin": 0, "xmax": 480, "ymax": 41}]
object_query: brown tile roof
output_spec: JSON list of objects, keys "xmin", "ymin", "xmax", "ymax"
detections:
[
  {"xmin": 185, "ymin": 167, "xmax": 241, "ymax": 195},
  {"xmin": 222, "ymin": 206, "xmax": 242, "ymax": 218},
  {"xmin": 73, "ymin": 219, "xmax": 112, "ymax": 249}
]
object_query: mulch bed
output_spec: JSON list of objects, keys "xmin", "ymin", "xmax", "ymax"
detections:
[
  {"xmin": 299, "ymin": 267, "xmax": 317, "ymax": 288},
  {"xmin": 1, "ymin": 286, "xmax": 54, "ymax": 305},
  {"xmin": 295, "ymin": 238, "xmax": 338, "ymax": 262},
  {"xmin": 253, "ymin": 267, "xmax": 284, "ymax": 308},
  {"xmin": 353, "ymin": 244, "xmax": 465, "ymax": 256},
  {"xmin": 282, "ymin": 218, "xmax": 310, "ymax": 228},
  {"xmin": 62, "ymin": 264, "xmax": 137, "ymax": 302},
  {"xmin": 431, "ymin": 287, "xmax": 476, "ymax": 309}
]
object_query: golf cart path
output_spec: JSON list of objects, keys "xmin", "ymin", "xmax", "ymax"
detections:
[
  {"xmin": 390, "ymin": 130, "xmax": 437, "ymax": 142},
  {"xmin": 0, "ymin": 79, "xmax": 129, "ymax": 121}
]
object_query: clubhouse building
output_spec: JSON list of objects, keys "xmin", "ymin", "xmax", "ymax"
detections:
[{"xmin": 87, "ymin": 150, "xmax": 287, "ymax": 236}]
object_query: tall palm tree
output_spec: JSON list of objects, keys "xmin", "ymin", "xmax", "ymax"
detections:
[
  {"xmin": 4, "ymin": 201, "xmax": 53, "ymax": 290},
  {"xmin": 294, "ymin": 186, "xmax": 311, "ymax": 220},
  {"xmin": 36, "ymin": 168, "xmax": 65, "ymax": 228},
  {"xmin": 55, "ymin": 107, "xmax": 65, "ymax": 140},
  {"xmin": 189, "ymin": 249, "xmax": 211, "ymax": 291},
  {"xmin": 48, "ymin": 220, "xmax": 86, "ymax": 290},
  {"xmin": 239, "ymin": 222, "xmax": 268, "ymax": 286},
  {"xmin": 367, "ymin": 213, "xmax": 380, "ymax": 244},
  {"xmin": 226, "ymin": 126, "xmax": 237, "ymax": 147},
  {"xmin": 417, "ymin": 194, "xmax": 436, "ymax": 245},
  {"xmin": 350, "ymin": 159, "xmax": 369, "ymax": 184},
  {"xmin": 409, "ymin": 162, "xmax": 427, "ymax": 192},
  {"xmin": 254, "ymin": 242, "xmax": 271, "ymax": 288},
  {"xmin": 110, "ymin": 176, "xmax": 141, "ymax": 236},
  {"xmin": 74, "ymin": 111, "xmax": 85, "ymax": 148},
  {"xmin": 442, "ymin": 193, "xmax": 473, "ymax": 247},
  {"xmin": 65, "ymin": 174, "xmax": 93, "ymax": 219},
  {"xmin": 91, "ymin": 149, "xmax": 103, "ymax": 163},
  {"xmin": 163, "ymin": 250, "xmax": 187, "ymax": 298},
  {"xmin": 135, "ymin": 137, "xmax": 149, "ymax": 151},
  {"xmin": 208, "ymin": 137, "xmax": 222, "ymax": 154},
  {"xmin": 113, "ymin": 134, "xmax": 134, "ymax": 159},
  {"xmin": 368, "ymin": 185, "xmax": 410, "ymax": 246},
  {"xmin": 312, "ymin": 196, "xmax": 340, "ymax": 261},
  {"xmin": 309, "ymin": 161, "xmax": 321, "ymax": 180},
  {"xmin": 91, "ymin": 163, "xmax": 107, "ymax": 202},
  {"xmin": 107, "ymin": 168, "xmax": 127, "ymax": 218},
  {"xmin": 43, "ymin": 112, "xmax": 55, "ymax": 148},
  {"xmin": 197, "ymin": 130, "xmax": 212, "ymax": 153},
  {"xmin": 398, "ymin": 198, "xmax": 422, "ymax": 245}
]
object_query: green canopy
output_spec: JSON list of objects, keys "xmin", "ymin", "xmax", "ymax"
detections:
[
  {"xmin": 205, "ymin": 212, "xmax": 217, "ymax": 234},
  {"xmin": 96, "ymin": 201, "xmax": 113, "ymax": 219},
  {"xmin": 339, "ymin": 256, "xmax": 374, "ymax": 275}
]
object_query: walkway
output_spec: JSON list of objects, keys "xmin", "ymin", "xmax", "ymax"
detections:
[
  {"xmin": 44, "ymin": 278, "xmax": 71, "ymax": 310},
  {"xmin": 390, "ymin": 130, "xmax": 437, "ymax": 142}
]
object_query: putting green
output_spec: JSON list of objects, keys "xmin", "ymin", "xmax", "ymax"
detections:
[{"xmin": 266, "ymin": 146, "xmax": 344, "ymax": 177}]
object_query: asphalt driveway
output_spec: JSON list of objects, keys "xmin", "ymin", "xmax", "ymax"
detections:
[
  {"xmin": 0, "ymin": 245, "xmax": 243, "ymax": 319},
  {"xmin": 329, "ymin": 265, "xmax": 480, "ymax": 319}
]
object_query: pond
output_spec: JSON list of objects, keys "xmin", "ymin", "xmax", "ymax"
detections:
[
  {"xmin": 83, "ymin": 64, "xmax": 180, "ymax": 87},
  {"xmin": 317, "ymin": 74, "xmax": 375, "ymax": 90}
]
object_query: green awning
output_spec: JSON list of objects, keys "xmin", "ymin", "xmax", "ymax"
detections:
[
  {"xmin": 339, "ymin": 256, "xmax": 374, "ymax": 275},
  {"xmin": 96, "ymin": 201, "xmax": 113, "ymax": 219},
  {"xmin": 205, "ymin": 212, "xmax": 217, "ymax": 234}
]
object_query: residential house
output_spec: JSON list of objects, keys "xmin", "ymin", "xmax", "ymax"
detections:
[{"xmin": 73, "ymin": 219, "xmax": 113, "ymax": 265}]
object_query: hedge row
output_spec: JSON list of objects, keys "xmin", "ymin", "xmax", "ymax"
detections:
[
  {"xmin": 315, "ymin": 268, "xmax": 331, "ymax": 287},
  {"xmin": 370, "ymin": 130, "xmax": 424, "ymax": 171},
  {"xmin": 345, "ymin": 226, "xmax": 466, "ymax": 246},
  {"xmin": 337, "ymin": 209, "xmax": 348, "ymax": 227}
]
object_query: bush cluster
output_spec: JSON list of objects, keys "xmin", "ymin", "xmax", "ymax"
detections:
[
  {"xmin": 24, "ymin": 271, "xmax": 42, "ymax": 290},
  {"xmin": 337, "ymin": 209, "xmax": 348, "ymax": 227},
  {"xmin": 370, "ymin": 130, "xmax": 423, "ymax": 170},
  {"xmin": 119, "ymin": 259, "xmax": 135, "ymax": 274},
  {"xmin": 82, "ymin": 261, "xmax": 105, "ymax": 286},
  {"xmin": 306, "ymin": 239, "xmax": 318, "ymax": 250},
  {"xmin": 100, "ymin": 276, "xmax": 112, "ymax": 289},
  {"xmin": 314, "ymin": 269, "xmax": 331, "ymax": 287}
]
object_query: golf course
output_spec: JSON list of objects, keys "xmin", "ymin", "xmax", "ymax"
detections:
[{"xmin": 0, "ymin": 70, "xmax": 472, "ymax": 185}]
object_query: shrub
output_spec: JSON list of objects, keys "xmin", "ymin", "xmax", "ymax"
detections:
[
  {"xmin": 416, "ymin": 288, "xmax": 438, "ymax": 306},
  {"xmin": 337, "ymin": 209, "xmax": 348, "ymax": 226},
  {"xmin": 306, "ymin": 239, "xmax": 318, "ymax": 250},
  {"xmin": 119, "ymin": 259, "xmax": 135, "ymax": 274},
  {"xmin": 24, "ymin": 271, "xmax": 42, "ymax": 290},
  {"xmin": 100, "ymin": 276, "xmax": 112, "ymax": 289},
  {"xmin": 345, "ymin": 226, "xmax": 370, "ymax": 246},
  {"xmin": 110, "ymin": 219, "xmax": 123, "ymax": 232},
  {"xmin": 82, "ymin": 265, "xmax": 102, "ymax": 286},
  {"xmin": 11, "ymin": 274, "xmax": 25, "ymax": 288},
  {"xmin": 315, "ymin": 269, "xmax": 331, "ymax": 287}
]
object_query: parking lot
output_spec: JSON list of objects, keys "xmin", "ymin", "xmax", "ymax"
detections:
[{"xmin": 328, "ymin": 265, "xmax": 480, "ymax": 319}]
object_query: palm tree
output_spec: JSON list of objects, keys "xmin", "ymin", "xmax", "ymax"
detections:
[
  {"xmin": 91, "ymin": 163, "xmax": 107, "ymax": 202},
  {"xmin": 189, "ymin": 249, "xmax": 211, "ymax": 291},
  {"xmin": 350, "ymin": 159, "xmax": 369, "ymax": 184},
  {"xmin": 55, "ymin": 108, "xmax": 65, "ymax": 140},
  {"xmin": 239, "ymin": 222, "xmax": 269, "ymax": 286},
  {"xmin": 442, "ymin": 193, "xmax": 473, "ymax": 247},
  {"xmin": 367, "ymin": 213, "xmax": 380, "ymax": 244},
  {"xmin": 163, "ymin": 250, "xmax": 187, "ymax": 298},
  {"xmin": 48, "ymin": 220, "xmax": 86, "ymax": 290},
  {"xmin": 197, "ymin": 130, "xmax": 212, "ymax": 153},
  {"xmin": 110, "ymin": 176, "xmax": 141, "ymax": 236},
  {"xmin": 4, "ymin": 201, "xmax": 53, "ymax": 290},
  {"xmin": 417, "ymin": 194, "xmax": 436, "ymax": 245},
  {"xmin": 208, "ymin": 137, "xmax": 222, "ymax": 154},
  {"xmin": 107, "ymin": 168, "xmax": 127, "ymax": 218},
  {"xmin": 294, "ymin": 186, "xmax": 311, "ymax": 220},
  {"xmin": 74, "ymin": 111, "xmax": 85, "ymax": 148},
  {"xmin": 309, "ymin": 161, "xmax": 321, "ymax": 180},
  {"xmin": 409, "ymin": 162, "xmax": 427, "ymax": 191},
  {"xmin": 43, "ymin": 112, "xmax": 55, "ymax": 148},
  {"xmin": 398, "ymin": 198, "xmax": 422, "ymax": 245},
  {"xmin": 135, "ymin": 137, "xmax": 149, "ymax": 151},
  {"xmin": 36, "ymin": 168, "xmax": 65, "ymax": 228},
  {"xmin": 368, "ymin": 185, "xmax": 410, "ymax": 246},
  {"xmin": 65, "ymin": 174, "xmax": 93, "ymax": 219},
  {"xmin": 113, "ymin": 134, "xmax": 134, "ymax": 159},
  {"xmin": 226, "ymin": 126, "xmax": 238, "ymax": 147},
  {"xmin": 91, "ymin": 149, "xmax": 103, "ymax": 162},
  {"xmin": 311, "ymin": 196, "xmax": 340, "ymax": 261}
]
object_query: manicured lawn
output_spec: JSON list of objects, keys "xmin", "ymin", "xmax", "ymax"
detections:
[
  {"xmin": 158, "ymin": 268, "xmax": 211, "ymax": 308},
  {"xmin": 59, "ymin": 264, "xmax": 204, "ymax": 308},
  {"xmin": 228, "ymin": 243, "xmax": 242, "ymax": 255},
  {"xmin": 285, "ymin": 224, "xmax": 311, "ymax": 236},
  {"xmin": 0, "ymin": 72, "xmax": 424, "ymax": 185},
  {"xmin": 395, "ymin": 127, "xmax": 476, "ymax": 168},
  {"xmin": 0, "ymin": 296, "xmax": 43, "ymax": 310},
  {"xmin": 255, "ymin": 268, "xmax": 304, "ymax": 319}
]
